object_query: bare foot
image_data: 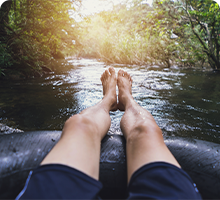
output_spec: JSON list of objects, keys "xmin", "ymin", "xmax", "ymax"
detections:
[
  {"xmin": 100, "ymin": 67, "xmax": 118, "ymax": 111},
  {"xmin": 117, "ymin": 69, "xmax": 133, "ymax": 111}
]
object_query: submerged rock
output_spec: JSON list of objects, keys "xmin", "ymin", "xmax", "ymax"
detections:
[{"xmin": 0, "ymin": 123, "xmax": 23, "ymax": 135}]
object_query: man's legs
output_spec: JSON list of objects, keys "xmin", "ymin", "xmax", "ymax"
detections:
[
  {"xmin": 41, "ymin": 67, "xmax": 117, "ymax": 180},
  {"xmin": 117, "ymin": 69, "xmax": 201, "ymax": 199},
  {"xmin": 117, "ymin": 69, "xmax": 180, "ymax": 182}
]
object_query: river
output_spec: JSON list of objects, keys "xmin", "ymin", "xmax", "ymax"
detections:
[{"xmin": 0, "ymin": 58, "xmax": 220, "ymax": 143}]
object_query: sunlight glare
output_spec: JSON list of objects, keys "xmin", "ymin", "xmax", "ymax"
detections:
[
  {"xmin": 81, "ymin": 0, "xmax": 115, "ymax": 15},
  {"xmin": 81, "ymin": 0, "xmax": 153, "ymax": 15}
]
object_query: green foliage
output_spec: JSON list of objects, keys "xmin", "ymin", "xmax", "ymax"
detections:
[
  {"xmin": 76, "ymin": 0, "xmax": 179, "ymax": 66},
  {"xmin": 152, "ymin": 0, "xmax": 220, "ymax": 69},
  {"xmin": 77, "ymin": 0, "xmax": 154, "ymax": 64},
  {"xmin": 0, "ymin": 0, "xmax": 81, "ymax": 78},
  {"xmin": 1, "ymin": 0, "xmax": 219, "ymax": 72},
  {"xmin": 0, "ymin": 42, "xmax": 12, "ymax": 76},
  {"xmin": 77, "ymin": 0, "xmax": 220, "ymax": 69}
]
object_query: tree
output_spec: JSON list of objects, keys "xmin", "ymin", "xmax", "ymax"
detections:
[
  {"xmin": 152, "ymin": 0, "xmax": 220, "ymax": 69},
  {"xmin": 0, "ymin": 0, "xmax": 81, "ymax": 78},
  {"xmin": 0, "ymin": 1, "xmax": 12, "ymax": 40},
  {"xmin": 77, "ymin": 0, "xmax": 155, "ymax": 64}
]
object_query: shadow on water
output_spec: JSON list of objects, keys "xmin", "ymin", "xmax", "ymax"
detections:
[
  {"xmin": 0, "ymin": 58, "xmax": 220, "ymax": 143},
  {"xmin": 166, "ymin": 70, "xmax": 220, "ymax": 142},
  {"xmin": 0, "ymin": 78, "xmax": 79, "ymax": 131},
  {"xmin": 0, "ymin": 61, "xmax": 82, "ymax": 131}
]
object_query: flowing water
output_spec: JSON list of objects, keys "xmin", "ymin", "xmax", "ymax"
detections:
[{"xmin": 1, "ymin": 58, "xmax": 220, "ymax": 143}]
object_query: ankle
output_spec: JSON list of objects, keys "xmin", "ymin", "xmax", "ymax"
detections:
[
  {"xmin": 102, "ymin": 93, "xmax": 117, "ymax": 111},
  {"xmin": 122, "ymin": 94, "xmax": 135, "ymax": 110}
]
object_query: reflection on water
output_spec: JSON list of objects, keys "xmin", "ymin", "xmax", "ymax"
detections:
[{"xmin": 0, "ymin": 58, "xmax": 220, "ymax": 143}]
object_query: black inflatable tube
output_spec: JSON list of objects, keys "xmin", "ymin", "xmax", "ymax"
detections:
[{"xmin": 0, "ymin": 131, "xmax": 220, "ymax": 199}]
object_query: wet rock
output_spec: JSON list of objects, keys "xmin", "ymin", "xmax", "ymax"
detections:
[{"xmin": 0, "ymin": 123, "xmax": 24, "ymax": 135}]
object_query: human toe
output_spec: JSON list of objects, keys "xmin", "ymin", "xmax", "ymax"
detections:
[
  {"xmin": 118, "ymin": 69, "xmax": 124, "ymax": 77},
  {"xmin": 124, "ymin": 71, "xmax": 132, "ymax": 82},
  {"xmin": 109, "ymin": 67, "xmax": 116, "ymax": 76},
  {"xmin": 103, "ymin": 69, "xmax": 110, "ymax": 79}
]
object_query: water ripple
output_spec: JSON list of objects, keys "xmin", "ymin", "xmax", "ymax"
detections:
[{"xmin": 1, "ymin": 59, "xmax": 220, "ymax": 143}]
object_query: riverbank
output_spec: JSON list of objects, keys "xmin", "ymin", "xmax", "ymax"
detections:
[
  {"xmin": 0, "ymin": 58, "xmax": 69, "ymax": 80},
  {"xmin": 0, "ymin": 54, "xmax": 215, "ymax": 81},
  {"xmin": 75, "ymin": 54, "xmax": 212, "ymax": 70}
]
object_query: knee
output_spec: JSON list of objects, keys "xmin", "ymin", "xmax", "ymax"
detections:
[
  {"xmin": 64, "ymin": 114, "xmax": 83, "ymax": 127},
  {"xmin": 134, "ymin": 118, "xmax": 162, "ymax": 133},
  {"xmin": 62, "ymin": 114, "xmax": 98, "ymax": 137},
  {"xmin": 127, "ymin": 121, "xmax": 163, "ymax": 143}
]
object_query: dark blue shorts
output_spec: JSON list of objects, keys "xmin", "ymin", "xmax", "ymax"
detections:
[
  {"xmin": 127, "ymin": 162, "xmax": 202, "ymax": 199},
  {"xmin": 16, "ymin": 162, "xmax": 202, "ymax": 199}
]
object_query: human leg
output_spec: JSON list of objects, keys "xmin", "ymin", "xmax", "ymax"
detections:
[
  {"xmin": 40, "ymin": 67, "xmax": 117, "ymax": 180},
  {"xmin": 117, "ymin": 69, "xmax": 180, "ymax": 183},
  {"xmin": 17, "ymin": 67, "xmax": 117, "ymax": 200},
  {"xmin": 118, "ymin": 69, "xmax": 201, "ymax": 199}
]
